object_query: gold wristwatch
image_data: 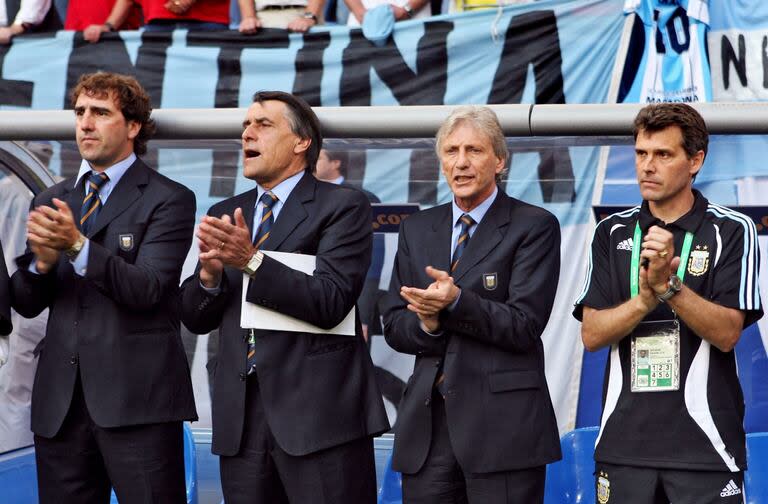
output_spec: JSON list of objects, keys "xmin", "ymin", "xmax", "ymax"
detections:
[{"xmin": 65, "ymin": 233, "xmax": 86, "ymax": 259}]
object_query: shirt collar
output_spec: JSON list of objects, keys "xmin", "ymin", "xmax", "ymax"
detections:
[
  {"xmin": 638, "ymin": 189, "xmax": 708, "ymax": 233},
  {"xmin": 74, "ymin": 153, "xmax": 137, "ymax": 189},
  {"xmin": 256, "ymin": 170, "xmax": 305, "ymax": 207},
  {"xmin": 451, "ymin": 185, "xmax": 498, "ymax": 227}
]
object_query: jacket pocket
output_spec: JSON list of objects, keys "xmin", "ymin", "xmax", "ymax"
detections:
[
  {"xmin": 306, "ymin": 340, "xmax": 355, "ymax": 357},
  {"xmin": 488, "ymin": 370, "xmax": 541, "ymax": 393}
]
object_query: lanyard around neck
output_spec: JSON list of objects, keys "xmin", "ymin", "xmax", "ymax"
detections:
[{"xmin": 630, "ymin": 221, "xmax": 693, "ymax": 298}]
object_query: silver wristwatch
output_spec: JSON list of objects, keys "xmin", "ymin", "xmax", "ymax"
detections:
[
  {"xmin": 242, "ymin": 251, "xmax": 263, "ymax": 276},
  {"xmin": 657, "ymin": 274, "xmax": 682, "ymax": 302}
]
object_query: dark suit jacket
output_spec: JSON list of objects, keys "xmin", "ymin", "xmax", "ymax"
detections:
[
  {"xmin": 0, "ymin": 241, "xmax": 11, "ymax": 336},
  {"xmin": 382, "ymin": 189, "xmax": 562, "ymax": 474},
  {"xmin": 11, "ymin": 159, "xmax": 198, "ymax": 437},
  {"xmin": 180, "ymin": 173, "xmax": 390, "ymax": 457}
]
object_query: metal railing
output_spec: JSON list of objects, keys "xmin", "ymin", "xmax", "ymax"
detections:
[{"xmin": 1, "ymin": 103, "xmax": 768, "ymax": 140}]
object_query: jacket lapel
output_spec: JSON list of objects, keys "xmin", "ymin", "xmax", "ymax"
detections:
[
  {"xmin": 241, "ymin": 188, "xmax": 259, "ymax": 237},
  {"xmin": 427, "ymin": 205, "xmax": 452, "ymax": 276},
  {"xmin": 451, "ymin": 191, "xmax": 509, "ymax": 283},
  {"xmin": 261, "ymin": 172, "xmax": 311, "ymax": 251},
  {"xmin": 86, "ymin": 160, "xmax": 147, "ymax": 238},
  {"xmin": 64, "ymin": 175, "xmax": 86, "ymax": 233}
]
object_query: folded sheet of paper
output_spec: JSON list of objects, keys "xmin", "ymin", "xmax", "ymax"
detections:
[{"xmin": 240, "ymin": 251, "xmax": 356, "ymax": 336}]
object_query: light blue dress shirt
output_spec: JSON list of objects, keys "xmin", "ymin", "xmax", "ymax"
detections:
[
  {"xmin": 250, "ymin": 170, "xmax": 305, "ymax": 242},
  {"xmin": 450, "ymin": 185, "xmax": 498, "ymax": 256}
]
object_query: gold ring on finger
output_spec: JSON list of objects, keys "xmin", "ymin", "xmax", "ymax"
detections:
[
  {"xmin": 218, "ymin": 241, "xmax": 225, "ymax": 249},
  {"xmin": 659, "ymin": 250, "xmax": 668, "ymax": 258}
]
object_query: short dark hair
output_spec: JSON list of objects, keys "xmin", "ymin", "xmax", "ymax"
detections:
[
  {"xmin": 324, "ymin": 149, "xmax": 348, "ymax": 178},
  {"xmin": 252, "ymin": 91, "xmax": 322, "ymax": 172},
  {"xmin": 633, "ymin": 103, "xmax": 708, "ymax": 160},
  {"xmin": 70, "ymin": 72, "xmax": 156, "ymax": 156}
]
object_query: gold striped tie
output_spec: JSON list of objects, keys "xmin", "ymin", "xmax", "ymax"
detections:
[
  {"xmin": 80, "ymin": 172, "xmax": 109, "ymax": 236},
  {"xmin": 450, "ymin": 214, "xmax": 475, "ymax": 272},
  {"xmin": 246, "ymin": 191, "xmax": 279, "ymax": 375}
]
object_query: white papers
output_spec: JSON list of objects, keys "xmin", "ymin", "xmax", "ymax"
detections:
[
  {"xmin": 240, "ymin": 251, "xmax": 356, "ymax": 336},
  {"xmin": 0, "ymin": 335, "xmax": 8, "ymax": 367}
]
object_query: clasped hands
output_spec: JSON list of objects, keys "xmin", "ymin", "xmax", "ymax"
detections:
[
  {"xmin": 638, "ymin": 225, "xmax": 681, "ymax": 308},
  {"xmin": 197, "ymin": 208, "xmax": 255, "ymax": 288},
  {"xmin": 400, "ymin": 266, "xmax": 460, "ymax": 333},
  {"xmin": 165, "ymin": 0, "xmax": 195, "ymax": 15},
  {"xmin": 26, "ymin": 198, "xmax": 82, "ymax": 274}
]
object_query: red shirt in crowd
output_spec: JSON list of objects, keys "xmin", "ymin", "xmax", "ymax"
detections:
[
  {"xmin": 65, "ymin": 0, "xmax": 142, "ymax": 30},
  {"xmin": 137, "ymin": 0, "xmax": 229, "ymax": 24}
]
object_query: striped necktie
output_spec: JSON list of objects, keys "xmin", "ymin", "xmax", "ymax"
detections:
[
  {"xmin": 450, "ymin": 214, "xmax": 475, "ymax": 273},
  {"xmin": 246, "ymin": 191, "xmax": 278, "ymax": 375},
  {"xmin": 80, "ymin": 172, "xmax": 109, "ymax": 236},
  {"xmin": 253, "ymin": 191, "xmax": 278, "ymax": 249}
]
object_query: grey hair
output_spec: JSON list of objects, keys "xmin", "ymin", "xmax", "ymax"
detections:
[{"xmin": 434, "ymin": 106, "xmax": 509, "ymax": 182}]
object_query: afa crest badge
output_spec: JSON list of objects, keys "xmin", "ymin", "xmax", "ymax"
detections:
[
  {"xmin": 597, "ymin": 471, "xmax": 610, "ymax": 504},
  {"xmin": 119, "ymin": 234, "xmax": 134, "ymax": 251},
  {"xmin": 687, "ymin": 245, "xmax": 709, "ymax": 277},
  {"xmin": 482, "ymin": 273, "xmax": 497, "ymax": 291}
]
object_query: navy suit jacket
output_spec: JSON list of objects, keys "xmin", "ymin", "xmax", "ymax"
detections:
[
  {"xmin": 11, "ymin": 159, "xmax": 198, "ymax": 437},
  {"xmin": 180, "ymin": 173, "xmax": 389, "ymax": 457},
  {"xmin": 382, "ymin": 189, "xmax": 562, "ymax": 474}
]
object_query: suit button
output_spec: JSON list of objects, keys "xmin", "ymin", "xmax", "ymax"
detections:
[
  {"xmin": 73, "ymin": 321, "xmax": 78, "ymax": 327},
  {"xmin": 435, "ymin": 361, "xmax": 441, "ymax": 367},
  {"xmin": 424, "ymin": 398, "xmax": 431, "ymax": 406},
  {"xmin": 239, "ymin": 373, "xmax": 246, "ymax": 381},
  {"xmin": 69, "ymin": 356, "xmax": 78, "ymax": 365}
]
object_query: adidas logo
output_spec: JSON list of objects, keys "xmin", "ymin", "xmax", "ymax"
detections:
[
  {"xmin": 616, "ymin": 238, "xmax": 633, "ymax": 251},
  {"xmin": 720, "ymin": 479, "xmax": 741, "ymax": 497}
]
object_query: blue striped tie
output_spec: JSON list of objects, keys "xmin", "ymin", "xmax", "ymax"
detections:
[
  {"xmin": 80, "ymin": 172, "xmax": 109, "ymax": 236},
  {"xmin": 246, "ymin": 191, "xmax": 278, "ymax": 375},
  {"xmin": 450, "ymin": 214, "xmax": 475, "ymax": 273}
]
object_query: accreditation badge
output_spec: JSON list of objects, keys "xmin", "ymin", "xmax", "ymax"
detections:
[{"xmin": 630, "ymin": 320, "xmax": 680, "ymax": 392}]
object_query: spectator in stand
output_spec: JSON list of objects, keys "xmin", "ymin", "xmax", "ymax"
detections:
[
  {"xmin": 237, "ymin": 0, "xmax": 324, "ymax": 33},
  {"xmin": 65, "ymin": 0, "xmax": 142, "ymax": 32},
  {"xmin": 0, "ymin": 0, "xmax": 61, "ymax": 45},
  {"xmin": 85, "ymin": 0, "xmax": 229, "ymax": 42},
  {"xmin": 344, "ymin": 0, "xmax": 429, "ymax": 26}
]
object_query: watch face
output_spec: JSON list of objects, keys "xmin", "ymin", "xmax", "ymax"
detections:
[{"xmin": 669, "ymin": 275, "xmax": 682, "ymax": 291}]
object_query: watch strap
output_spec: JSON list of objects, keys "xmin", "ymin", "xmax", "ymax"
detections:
[
  {"xmin": 65, "ymin": 234, "xmax": 86, "ymax": 259},
  {"xmin": 657, "ymin": 275, "xmax": 682, "ymax": 303}
]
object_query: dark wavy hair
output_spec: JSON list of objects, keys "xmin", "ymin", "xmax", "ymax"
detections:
[
  {"xmin": 70, "ymin": 72, "xmax": 156, "ymax": 156},
  {"xmin": 633, "ymin": 103, "xmax": 708, "ymax": 160},
  {"xmin": 252, "ymin": 91, "xmax": 322, "ymax": 172}
]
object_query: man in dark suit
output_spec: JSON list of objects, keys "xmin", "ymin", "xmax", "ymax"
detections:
[
  {"xmin": 10, "ymin": 72, "xmax": 197, "ymax": 504},
  {"xmin": 381, "ymin": 106, "xmax": 562, "ymax": 503},
  {"xmin": 180, "ymin": 91, "xmax": 389, "ymax": 504},
  {"xmin": 0, "ymin": 240, "xmax": 11, "ymax": 338}
]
